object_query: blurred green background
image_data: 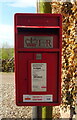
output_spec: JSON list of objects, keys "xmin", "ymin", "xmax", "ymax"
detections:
[{"xmin": 0, "ymin": 43, "xmax": 14, "ymax": 72}]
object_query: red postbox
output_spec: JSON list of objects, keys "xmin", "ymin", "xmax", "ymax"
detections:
[{"xmin": 14, "ymin": 13, "xmax": 62, "ymax": 106}]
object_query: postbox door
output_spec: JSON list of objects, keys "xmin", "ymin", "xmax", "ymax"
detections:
[{"xmin": 17, "ymin": 52, "xmax": 59, "ymax": 103}]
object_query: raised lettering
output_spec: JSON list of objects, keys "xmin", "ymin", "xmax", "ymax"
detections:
[{"xmin": 46, "ymin": 40, "xmax": 52, "ymax": 47}]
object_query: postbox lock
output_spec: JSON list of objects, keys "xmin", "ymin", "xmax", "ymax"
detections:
[{"xmin": 36, "ymin": 54, "xmax": 42, "ymax": 60}]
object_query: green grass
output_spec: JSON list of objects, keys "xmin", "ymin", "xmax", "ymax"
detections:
[{"xmin": 0, "ymin": 48, "xmax": 14, "ymax": 59}]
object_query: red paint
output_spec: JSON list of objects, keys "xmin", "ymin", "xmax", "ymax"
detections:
[
  {"xmin": 41, "ymin": 86, "xmax": 46, "ymax": 88},
  {"xmin": 14, "ymin": 13, "xmax": 62, "ymax": 106},
  {"xmin": 25, "ymin": 98, "xmax": 31, "ymax": 100}
]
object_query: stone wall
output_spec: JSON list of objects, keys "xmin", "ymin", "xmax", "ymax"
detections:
[{"xmin": 51, "ymin": 1, "xmax": 77, "ymax": 118}]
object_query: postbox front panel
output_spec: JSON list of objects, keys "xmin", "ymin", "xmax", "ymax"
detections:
[
  {"xmin": 17, "ymin": 28, "xmax": 59, "ymax": 49},
  {"xmin": 15, "ymin": 13, "xmax": 62, "ymax": 106}
]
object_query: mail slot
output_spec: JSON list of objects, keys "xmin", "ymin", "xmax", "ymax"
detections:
[{"xmin": 14, "ymin": 13, "xmax": 62, "ymax": 106}]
